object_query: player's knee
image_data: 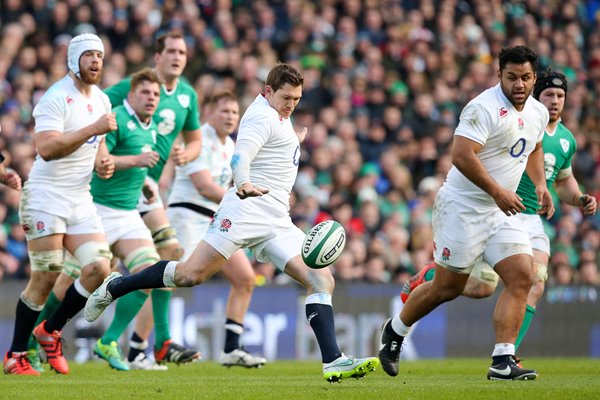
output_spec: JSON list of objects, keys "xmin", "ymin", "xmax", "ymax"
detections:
[
  {"xmin": 233, "ymin": 274, "xmax": 256, "ymax": 294},
  {"xmin": 124, "ymin": 247, "xmax": 160, "ymax": 273},
  {"xmin": 76, "ymin": 242, "xmax": 112, "ymax": 281},
  {"xmin": 528, "ymin": 279, "xmax": 545, "ymax": 303},
  {"xmin": 28, "ymin": 249, "xmax": 65, "ymax": 273},
  {"xmin": 307, "ymin": 269, "xmax": 335, "ymax": 294}
]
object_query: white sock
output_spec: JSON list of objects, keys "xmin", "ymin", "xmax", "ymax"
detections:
[
  {"xmin": 492, "ymin": 343, "xmax": 515, "ymax": 357},
  {"xmin": 162, "ymin": 261, "xmax": 179, "ymax": 288},
  {"xmin": 391, "ymin": 315, "xmax": 411, "ymax": 337},
  {"xmin": 74, "ymin": 278, "xmax": 92, "ymax": 298}
]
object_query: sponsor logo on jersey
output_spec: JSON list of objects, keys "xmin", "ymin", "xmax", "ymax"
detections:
[
  {"xmin": 66, "ymin": 96, "xmax": 74, "ymax": 105},
  {"xmin": 560, "ymin": 138, "xmax": 570, "ymax": 153},
  {"xmin": 177, "ymin": 94, "xmax": 190, "ymax": 108},
  {"xmin": 499, "ymin": 107, "xmax": 508, "ymax": 118},
  {"xmin": 127, "ymin": 121, "xmax": 136, "ymax": 131}
]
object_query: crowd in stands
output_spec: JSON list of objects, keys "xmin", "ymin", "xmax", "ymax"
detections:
[{"xmin": 0, "ymin": 0, "xmax": 599, "ymax": 286}]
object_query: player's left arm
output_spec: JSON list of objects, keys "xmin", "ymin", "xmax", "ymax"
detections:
[
  {"xmin": 525, "ymin": 141, "xmax": 555, "ymax": 218},
  {"xmin": 95, "ymin": 138, "xmax": 115, "ymax": 179},
  {"xmin": 554, "ymin": 172, "xmax": 597, "ymax": 215}
]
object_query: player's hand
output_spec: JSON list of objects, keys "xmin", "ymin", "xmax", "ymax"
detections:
[
  {"xmin": 142, "ymin": 183, "xmax": 157, "ymax": 204},
  {"xmin": 2, "ymin": 169, "xmax": 21, "ymax": 191},
  {"xmin": 236, "ymin": 182, "xmax": 269, "ymax": 199},
  {"xmin": 93, "ymin": 113, "xmax": 117, "ymax": 135},
  {"xmin": 535, "ymin": 185, "xmax": 555, "ymax": 219},
  {"xmin": 171, "ymin": 144, "xmax": 188, "ymax": 166},
  {"xmin": 578, "ymin": 194, "xmax": 597, "ymax": 215},
  {"xmin": 493, "ymin": 187, "xmax": 526, "ymax": 216},
  {"xmin": 137, "ymin": 151, "xmax": 160, "ymax": 168},
  {"xmin": 96, "ymin": 157, "xmax": 115, "ymax": 179},
  {"xmin": 296, "ymin": 127, "xmax": 308, "ymax": 143}
]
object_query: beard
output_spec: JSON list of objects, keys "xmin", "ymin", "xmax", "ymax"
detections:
[{"xmin": 80, "ymin": 68, "xmax": 102, "ymax": 85}]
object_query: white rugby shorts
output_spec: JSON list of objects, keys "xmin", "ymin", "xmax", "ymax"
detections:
[
  {"xmin": 95, "ymin": 203, "xmax": 152, "ymax": 245},
  {"xmin": 203, "ymin": 192, "xmax": 304, "ymax": 271},
  {"xmin": 515, "ymin": 213, "xmax": 550, "ymax": 256},
  {"xmin": 19, "ymin": 185, "xmax": 104, "ymax": 240},
  {"xmin": 432, "ymin": 188, "xmax": 532, "ymax": 272}
]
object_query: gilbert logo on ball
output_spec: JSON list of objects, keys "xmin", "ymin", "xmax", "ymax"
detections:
[{"xmin": 302, "ymin": 220, "xmax": 346, "ymax": 269}]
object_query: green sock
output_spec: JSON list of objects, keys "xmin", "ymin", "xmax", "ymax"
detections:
[
  {"xmin": 28, "ymin": 291, "xmax": 61, "ymax": 350},
  {"xmin": 101, "ymin": 290, "xmax": 149, "ymax": 344},
  {"xmin": 515, "ymin": 304, "xmax": 536, "ymax": 351},
  {"xmin": 152, "ymin": 289, "xmax": 172, "ymax": 349}
]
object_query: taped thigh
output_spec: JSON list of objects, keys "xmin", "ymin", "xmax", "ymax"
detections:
[
  {"xmin": 29, "ymin": 249, "xmax": 65, "ymax": 272},
  {"xmin": 151, "ymin": 224, "xmax": 180, "ymax": 249},
  {"xmin": 534, "ymin": 262, "xmax": 548, "ymax": 282},
  {"xmin": 470, "ymin": 261, "xmax": 499, "ymax": 289},
  {"xmin": 62, "ymin": 251, "xmax": 82, "ymax": 279},
  {"xmin": 124, "ymin": 246, "xmax": 160, "ymax": 273},
  {"xmin": 74, "ymin": 241, "xmax": 112, "ymax": 267}
]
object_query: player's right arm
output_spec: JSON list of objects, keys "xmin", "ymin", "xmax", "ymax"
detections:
[
  {"xmin": 453, "ymin": 101, "xmax": 525, "ymax": 215},
  {"xmin": 231, "ymin": 112, "xmax": 271, "ymax": 199},
  {"xmin": 35, "ymin": 113, "xmax": 117, "ymax": 161}
]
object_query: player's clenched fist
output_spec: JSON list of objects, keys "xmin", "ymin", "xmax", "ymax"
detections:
[
  {"xmin": 171, "ymin": 144, "xmax": 188, "ymax": 166},
  {"xmin": 137, "ymin": 151, "xmax": 160, "ymax": 168},
  {"xmin": 95, "ymin": 156, "xmax": 115, "ymax": 179},
  {"xmin": 92, "ymin": 113, "xmax": 117, "ymax": 136}
]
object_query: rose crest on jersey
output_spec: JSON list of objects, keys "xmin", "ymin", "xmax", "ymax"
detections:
[{"xmin": 177, "ymin": 94, "xmax": 190, "ymax": 108}]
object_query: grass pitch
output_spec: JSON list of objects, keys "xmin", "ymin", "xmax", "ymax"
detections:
[{"xmin": 2, "ymin": 358, "xmax": 599, "ymax": 400}]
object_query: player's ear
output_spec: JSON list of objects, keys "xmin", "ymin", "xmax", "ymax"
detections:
[{"xmin": 264, "ymin": 85, "xmax": 273, "ymax": 96}]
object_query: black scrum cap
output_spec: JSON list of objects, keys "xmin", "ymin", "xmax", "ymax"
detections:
[{"xmin": 533, "ymin": 70, "xmax": 568, "ymax": 100}]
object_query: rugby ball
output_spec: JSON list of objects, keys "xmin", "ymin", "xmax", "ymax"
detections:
[{"xmin": 301, "ymin": 220, "xmax": 346, "ymax": 269}]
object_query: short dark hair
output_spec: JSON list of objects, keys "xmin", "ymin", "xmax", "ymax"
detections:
[
  {"xmin": 499, "ymin": 46, "xmax": 539, "ymax": 72},
  {"xmin": 155, "ymin": 31, "xmax": 184, "ymax": 54},
  {"xmin": 130, "ymin": 67, "xmax": 162, "ymax": 91},
  {"xmin": 266, "ymin": 63, "xmax": 304, "ymax": 92},
  {"xmin": 207, "ymin": 90, "xmax": 237, "ymax": 108},
  {"xmin": 533, "ymin": 69, "xmax": 568, "ymax": 100}
]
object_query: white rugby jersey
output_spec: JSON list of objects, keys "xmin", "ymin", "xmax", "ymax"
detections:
[
  {"xmin": 444, "ymin": 84, "xmax": 549, "ymax": 206},
  {"xmin": 168, "ymin": 123, "xmax": 234, "ymax": 212},
  {"xmin": 231, "ymin": 94, "xmax": 301, "ymax": 208},
  {"xmin": 28, "ymin": 75, "xmax": 111, "ymax": 192}
]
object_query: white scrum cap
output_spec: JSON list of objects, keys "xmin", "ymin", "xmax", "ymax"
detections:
[{"xmin": 67, "ymin": 33, "xmax": 104, "ymax": 78}]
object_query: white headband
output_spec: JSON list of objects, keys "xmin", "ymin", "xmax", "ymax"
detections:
[{"xmin": 67, "ymin": 33, "xmax": 104, "ymax": 78}]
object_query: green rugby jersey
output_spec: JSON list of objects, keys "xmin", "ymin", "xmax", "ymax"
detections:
[
  {"xmin": 105, "ymin": 76, "xmax": 200, "ymax": 181},
  {"xmin": 516, "ymin": 122, "xmax": 577, "ymax": 214},
  {"xmin": 91, "ymin": 104, "xmax": 158, "ymax": 210}
]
